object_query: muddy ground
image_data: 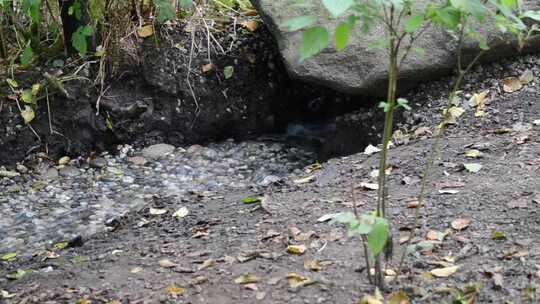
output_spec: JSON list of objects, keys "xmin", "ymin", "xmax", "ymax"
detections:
[{"xmin": 1, "ymin": 54, "xmax": 540, "ymax": 303}]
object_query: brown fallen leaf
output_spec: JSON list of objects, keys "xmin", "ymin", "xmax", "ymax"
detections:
[
  {"xmin": 502, "ymin": 77, "xmax": 523, "ymax": 93},
  {"xmin": 240, "ymin": 20, "xmax": 259, "ymax": 32},
  {"xmin": 468, "ymin": 90, "xmax": 489, "ymax": 117},
  {"xmin": 407, "ymin": 200, "xmax": 420, "ymax": 208},
  {"xmin": 304, "ymin": 260, "xmax": 322, "ymax": 271},
  {"xmin": 137, "ymin": 24, "xmax": 154, "ymax": 38},
  {"xmin": 287, "ymin": 245, "xmax": 307, "ymax": 255},
  {"xmin": 430, "ymin": 265, "xmax": 459, "ymax": 278},
  {"xmin": 201, "ymin": 63, "xmax": 215, "ymax": 73},
  {"xmin": 451, "ymin": 217, "xmax": 472, "ymax": 230}
]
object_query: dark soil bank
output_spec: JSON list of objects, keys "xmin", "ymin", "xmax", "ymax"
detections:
[{"xmin": 0, "ymin": 20, "xmax": 365, "ymax": 167}]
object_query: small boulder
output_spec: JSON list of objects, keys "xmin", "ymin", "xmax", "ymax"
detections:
[{"xmin": 141, "ymin": 143, "xmax": 176, "ymax": 159}]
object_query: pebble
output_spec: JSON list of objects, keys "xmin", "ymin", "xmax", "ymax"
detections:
[{"xmin": 141, "ymin": 143, "xmax": 176, "ymax": 159}]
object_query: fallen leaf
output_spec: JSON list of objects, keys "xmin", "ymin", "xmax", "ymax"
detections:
[
  {"xmin": 519, "ymin": 69, "xmax": 534, "ymax": 84},
  {"xmin": 503, "ymin": 77, "xmax": 523, "ymax": 93},
  {"xmin": 317, "ymin": 213, "xmax": 338, "ymax": 222},
  {"xmin": 223, "ymin": 66, "xmax": 234, "ymax": 79},
  {"xmin": 137, "ymin": 24, "xmax": 154, "ymax": 38},
  {"xmin": 439, "ymin": 189, "xmax": 460, "ymax": 195},
  {"xmin": 293, "ymin": 175, "xmax": 316, "ymax": 184},
  {"xmin": 244, "ymin": 283, "xmax": 258, "ymax": 291},
  {"xmin": 240, "ymin": 20, "xmax": 259, "ymax": 32},
  {"xmin": 287, "ymin": 245, "xmax": 307, "ymax": 255},
  {"xmin": 304, "ymin": 260, "xmax": 322, "ymax": 271},
  {"xmin": 495, "ymin": 127, "xmax": 513, "ymax": 134},
  {"xmin": 1, "ymin": 252, "xmax": 16, "ymax": 261},
  {"xmin": 463, "ymin": 163, "xmax": 482, "ymax": 173},
  {"xmin": 533, "ymin": 119, "xmax": 540, "ymax": 126},
  {"xmin": 197, "ymin": 259, "xmax": 216, "ymax": 271},
  {"xmin": 159, "ymin": 259, "xmax": 176, "ymax": 268},
  {"xmin": 241, "ymin": 196, "xmax": 261, "ymax": 204},
  {"xmin": 413, "ymin": 126, "xmax": 432, "ymax": 137},
  {"xmin": 491, "ymin": 231, "xmax": 506, "ymax": 240},
  {"xmin": 388, "ymin": 290, "xmax": 411, "ymax": 304},
  {"xmin": 201, "ymin": 63, "xmax": 215, "ymax": 73},
  {"xmin": 0, "ymin": 290, "xmax": 15, "ymax": 299},
  {"xmin": 166, "ymin": 284, "xmax": 185, "ymax": 296},
  {"xmin": 130, "ymin": 267, "xmax": 143, "ymax": 273},
  {"xmin": 286, "ymin": 272, "xmax": 314, "ymax": 289},
  {"xmin": 430, "ymin": 265, "xmax": 459, "ymax": 278},
  {"xmin": 364, "ymin": 144, "xmax": 381, "ymax": 155},
  {"xmin": 149, "ymin": 208, "xmax": 167, "ymax": 215},
  {"xmin": 451, "ymin": 217, "xmax": 472, "ymax": 230},
  {"xmin": 407, "ymin": 200, "xmax": 420, "ymax": 208},
  {"xmin": 358, "ymin": 182, "xmax": 379, "ymax": 190},
  {"xmin": 468, "ymin": 90, "xmax": 489, "ymax": 117},
  {"xmin": 173, "ymin": 207, "xmax": 189, "ymax": 219},
  {"xmin": 359, "ymin": 289, "xmax": 384, "ymax": 304},
  {"xmin": 6, "ymin": 269, "xmax": 30, "ymax": 280},
  {"xmin": 58, "ymin": 156, "xmax": 70, "ymax": 165},
  {"xmin": 426, "ymin": 230, "xmax": 447, "ymax": 241},
  {"xmin": 190, "ymin": 276, "xmax": 208, "ymax": 285},
  {"xmin": 465, "ymin": 149, "xmax": 483, "ymax": 158},
  {"xmin": 234, "ymin": 273, "xmax": 260, "ymax": 284},
  {"xmin": 21, "ymin": 106, "xmax": 35, "ymax": 124}
]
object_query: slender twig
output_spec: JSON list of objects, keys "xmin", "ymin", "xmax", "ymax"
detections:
[
  {"xmin": 396, "ymin": 20, "xmax": 486, "ymax": 277},
  {"xmin": 352, "ymin": 183, "xmax": 373, "ymax": 284}
]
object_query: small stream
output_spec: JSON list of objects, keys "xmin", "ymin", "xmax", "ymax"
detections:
[{"xmin": 0, "ymin": 136, "xmax": 318, "ymax": 255}]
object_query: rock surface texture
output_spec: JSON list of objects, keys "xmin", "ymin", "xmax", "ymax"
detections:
[{"xmin": 251, "ymin": 0, "xmax": 540, "ymax": 95}]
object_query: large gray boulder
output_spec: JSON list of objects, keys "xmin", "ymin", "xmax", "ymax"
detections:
[{"xmin": 251, "ymin": 0, "xmax": 540, "ymax": 95}]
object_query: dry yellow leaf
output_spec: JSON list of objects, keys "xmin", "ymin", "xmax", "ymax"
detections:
[
  {"xmin": 234, "ymin": 273, "xmax": 260, "ymax": 284},
  {"xmin": 465, "ymin": 149, "xmax": 482, "ymax": 158},
  {"xmin": 166, "ymin": 284, "xmax": 186, "ymax": 296},
  {"xmin": 519, "ymin": 69, "xmax": 534, "ymax": 84},
  {"xmin": 286, "ymin": 244, "xmax": 307, "ymax": 255},
  {"xmin": 198, "ymin": 259, "xmax": 216, "ymax": 271},
  {"xmin": 303, "ymin": 260, "xmax": 322, "ymax": 271},
  {"xmin": 388, "ymin": 290, "xmax": 411, "ymax": 304},
  {"xmin": 286, "ymin": 272, "xmax": 313, "ymax": 288},
  {"xmin": 430, "ymin": 265, "xmax": 459, "ymax": 278},
  {"xmin": 137, "ymin": 25, "xmax": 154, "ymax": 38},
  {"xmin": 21, "ymin": 106, "xmax": 35, "ymax": 124}
]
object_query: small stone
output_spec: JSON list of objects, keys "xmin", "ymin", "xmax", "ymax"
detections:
[
  {"xmin": 89, "ymin": 157, "xmax": 107, "ymax": 169},
  {"xmin": 59, "ymin": 166, "xmax": 81, "ymax": 178},
  {"xmin": 128, "ymin": 156, "xmax": 147, "ymax": 166},
  {"xmin": 141, "ymin": 144, "xmax": 175, "ymax": 159},
  {"xmin": 42, "ymin": 168, "xmax": 59, "ymax": 180},
  {"xmin": 58, "ymin": 156, "xmax": 71, "ymax": 165},
  {"xmin": 16, "ymin": 164, "xmax": 28, "ymax": 173}
]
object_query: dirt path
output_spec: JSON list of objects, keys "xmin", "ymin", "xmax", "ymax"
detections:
[{"xmin": 2, "ymin": 61, "xmax": 540, "ymax": 303}]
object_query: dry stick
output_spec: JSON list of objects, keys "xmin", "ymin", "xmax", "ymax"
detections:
[{"xmin": 396, "ymin": 26, "xmax": 485, "ymax": 277}]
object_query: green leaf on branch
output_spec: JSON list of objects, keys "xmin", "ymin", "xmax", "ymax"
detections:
[
  {"xmin": 21, "ymin": 90, "xmax": 34, "ymax": 104},
  {"xmin": 378, "ymin": 102, "xmax": 390, "ymax": 113},
  {"xmin": 450, "ymin": 0, "xmax": 486, "ymax": 21},
  {"xmin": 300, "ymin": 26, "xmax": 328, "ymax": 62},
  {"xmin": 281, "ymin": 15, "xmax": 316, "ymax": 31},
  {"xmin": 321, "ymin": 0, "xmax": 353, "ymax": 17},
  {"xmin": 367, "ymin": 218, "xmax": 389, "ymax": 256},
  {"xmin": 223, "ymin": 66, "xmax": 234, "ymax": 79},
  {"xmin": 521, "ymin": 10, "xmax": 540, "ymax": 22},
  {"xmin": 405, "ymin": 14, "xmax": 424, "ymax": 33},
  {"xmin": 20, "ymin": 44, "xmax": 33, "ymax": 66},
  {"xmin": 72, "ymin": 25, "xmax": 94, "ymax": 56},
  {"xmin": 335, "ymin": 22, "xmax": 350, "ymax": 51},
  {"xmin": 22, "ymin": 0, "xmax": 41, "ymax": 24},
  {"xmin": 397, "ymin": 98, "xmax": 411, "ymax": 110}
]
